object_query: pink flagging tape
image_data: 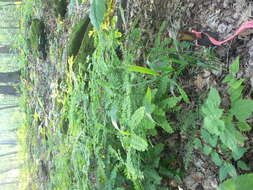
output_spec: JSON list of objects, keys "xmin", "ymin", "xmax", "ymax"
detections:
[{"xmin": 191, "ymin": 20, "xmax": 253, "ymax": 46}]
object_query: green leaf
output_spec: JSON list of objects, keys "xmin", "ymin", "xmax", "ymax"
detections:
[
  {"xmin": 237, "ymin": 160, "xmax": 250, "ymax": 171},
  {"xmin": 237, "ymin": 121, "xmax": 251, "ymax": 131},
  {"xmin": 231, "ymin": 99, "xmax": 253, "ymax": 121},
  {"xmin": 227, "ymin": 163, "xmax": 237, "ymax": 178},
  {"xmin": 201, "ymin": 87, "xmax": 225, "ymax": 135},
  {"xmin": 143, "ymin": 88, "xmax": 154, "ymax": 114},
  {"xmin": 168, "ymin": 80, "xmax": 189, "ymax": 103},
  {"xmin": 232, "ymin": 147, "xmax": 247, "ymax": 160},
  {"xmin": 167, "ymin": 96, "xmax": 182, "ymax": 107},
  {"xmin": 154, "ymin": 112, "xmax": 173, "ymax": 133},
  {"xmin": 219, "ymin": 163, "xmax": 236, "ymax": 181},
  {"xmin": 211, "ymin": 151, "xmax": 222, "ymax": 166},
  {"xmin": 219, "ymin": 165, "xmax": 229, "ymax": 182},
  {"xmin": 201, "ymin": 129, "xmax": 217, "ymax": 147},
  {"xmin": 223, "ymin": 74, "xmax": 235, "ymax": 84},
  {"xmin": 144, "ymin": 88, "xmax": 152, "ymax": 105},
  {"xmin": 129, "ymin": 107, "xmax": 145, "ymax": 128},
  {"xmin": 140, "ymin": 116, "xmax": 156, "ymax": 129},
  {"xmin": 155, "ymin": 75, "xmax": 169, "ymax": 100},
  {"xmin": 203, "ymin": 144, "xmax": 212, "ymax": 155},
  {"xmin": 89, "ymin": 0, "xmax": 106, "ymax": 30},
  {"xmin": 218, "ymin": 174, "xmax": 253, "ymax": 190},
  {"xmin": 193, "ymin": 138, "xmax": 202, "ymax": 149},
  {"xmin": 127, "ymin": 65, "xmax": 159, "ymax": 75},
  {"xmin": 160, "ymin": 121, "xmax": 173, "ymax": 133},
  {"xmin": 230, "ymin": 56, "xmax": 240, "ymax": 74},
  {"xmin": 220, "ymin": 122, "xmax": 244, "ymax": 152},
  {"xmin": 206, "ymin": 87, "xmax": 221, "ymax": 107},
  {"xmin": 160, "ymin": 96, "xmax": 182, "ymax": 109},
  {"xmin": 177, "ymin": 86, "xmax": 190, "ymax": 103},
  {"xmin": 130, "ymin": 134, "xmax": 148, "ymax": 151}
]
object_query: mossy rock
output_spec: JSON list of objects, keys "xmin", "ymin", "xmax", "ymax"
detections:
[
  {"xmin": 29, "ymin": 19, "xmax": 47, "ymax": 59},
  {"xmin": 73, "ymin": 23, "xmax": 95, "ymax": 67},
  {"xmin": 67, "ymin": 16, "xmax": 90, "ymax": 58},
  {"xmin": 52, "ymin": 0, "xmax": 67, "ymax": 19}
]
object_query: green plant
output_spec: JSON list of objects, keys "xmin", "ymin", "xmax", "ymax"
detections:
[
  {"xmin": 29, "ymin": 19, "xmax": 47, "ymax": 58},
  {"xmin": 218, "ymin": 173, "xmax": 253, "ymax": 190},
  {"xmin": 199, "ymin": 57, "xmax": 253, "ymax": 181},
  {"xmin": 89, "ymin": 0, "xmax": 106, "ymax": 31},
  {"xmin": 52, "ymin": 0, "xmax": 67, "ymax": 18},
  {"xmin": 67, "ymin": 16, "xmax": 91, "ymax": 57}
]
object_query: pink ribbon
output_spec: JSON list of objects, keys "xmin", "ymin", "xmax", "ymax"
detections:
[{"xmin": 191, "ymin": 20, "xmax": 253, "ymax": 46}]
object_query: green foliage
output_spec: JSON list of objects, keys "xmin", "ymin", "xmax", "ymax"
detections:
[
  {"xmin": 89, "ymin": 0, "xmax": 106, "ymax": 30},
  {"xmin": 52, "ymin": 0, "xmax": 67, "ymax": 18},
  {"xmin": 21, "ymin": 1, "xmax": 253, "ymax": 189},
  {"xmin": 218, "ymin": 173, "xmax": 253, "ymax": 190},
  {"xmin": 67, "ymin": 16, "xmax": 91, "ymax": 57},
  {"xmin": 200, "ymin": 57, "xmax": 253, "ymax": 181},
  {"xmin": 73, "ymin": 23, "xmax": 95, "ymax": 67},
  {"xmin": 29, "ymin": 19, "xmax": 47, "ymax": 58}
]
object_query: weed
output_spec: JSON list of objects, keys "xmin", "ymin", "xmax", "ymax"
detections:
[{"xmin": 199, "ymin": 57, "xmax": 253, "ymax": 181}]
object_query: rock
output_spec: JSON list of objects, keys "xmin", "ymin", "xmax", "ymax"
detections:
[
  {"xmin": 217, "ymin": 23, "xmax": 228, "ymax": 33},
  {"xmin": 206, "ymin": 13, "xmax": 220, "ymax": 29},
  {"xmin": 223, "ymin": 0, "xmax": 231, "ymax": 8},
  {"xmin": 194, "ymin": 158, "xmax": 204, "ymax": 169}
]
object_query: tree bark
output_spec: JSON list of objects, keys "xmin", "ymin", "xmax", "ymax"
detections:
[
  {"xmin": 0, "ymin": 70, "xmax": 20, "ymax": 83},
  {"xmin": 0, "ymin": 0, "xmax": 21, "ymax": 2},
  {"xmin": 0, "ymin": 26, "xmax": 19, "ymax": 29},
  {"xmin": 0, "ymin": 140, "xmax": 17, "ymax": 145},
  {"xmin": 0, "ymin": 181, "xmax": 18, "ymax": 186},
  {"xmin": 0, "ymin": 45, "xmax": 13, "ymax": 54},
  {"xmin": 0, "ymin": 151, "xmax": 17, "ymax": 158},
  {"xmin": 0, "ymin": 85, "xmax": 19, "ymax": 96},
  {"xmin": 0, "ymin": 105, "xmax": 18, "ymax": 110},
  {"xmin": 0, "ymin": 166, "xmax": 20, "ymax": 174}
]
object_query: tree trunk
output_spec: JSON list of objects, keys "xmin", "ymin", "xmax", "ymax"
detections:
[
  {"xmin": 0, "ymin": 0, "xmax": 21, "ymax": 2},
  {"xmin": 0, "ymin": 105, "xmax": 18, "ymax": 110},
  {"xmin": 0, "ymin": 70, "xmax": 20, "ymax": 83},
  {"xmin": 0, "ymin": 26, "xmax": 19, "ymax": 29},
  {"xmin": 0, "ymin": 151, "xmax": 17, "ymax": 158},
  {"xmin": 0, "ymin": 85, "xmax": 19, "ymax": 96},
  {"xmin": 0, "ymin": 181, "xmax": 18, "ymax": 186},
  {"xmin": 0, "ymin": 166, "xmax": 20, "ymax": 174},
  {"xmin": 0, "ymin": 45, "xmax": 12, "ymax": 54},
  {"xmin": 0, "ymin": 140, "xmax": 17, "ymax": 145}
]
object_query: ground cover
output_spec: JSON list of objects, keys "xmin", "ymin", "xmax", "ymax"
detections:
[{"xmin": 18, "ymin": 0, "xmax": 253, "ymax": 189}]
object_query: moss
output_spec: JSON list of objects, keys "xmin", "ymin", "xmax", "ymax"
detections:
[
  {"xmin": 67, "ymin": 16, "xmax": 90, "ymax": 58},
  {"xmin": 29, "ymin": 19, "xmax": 47, "ymax": 59}
]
